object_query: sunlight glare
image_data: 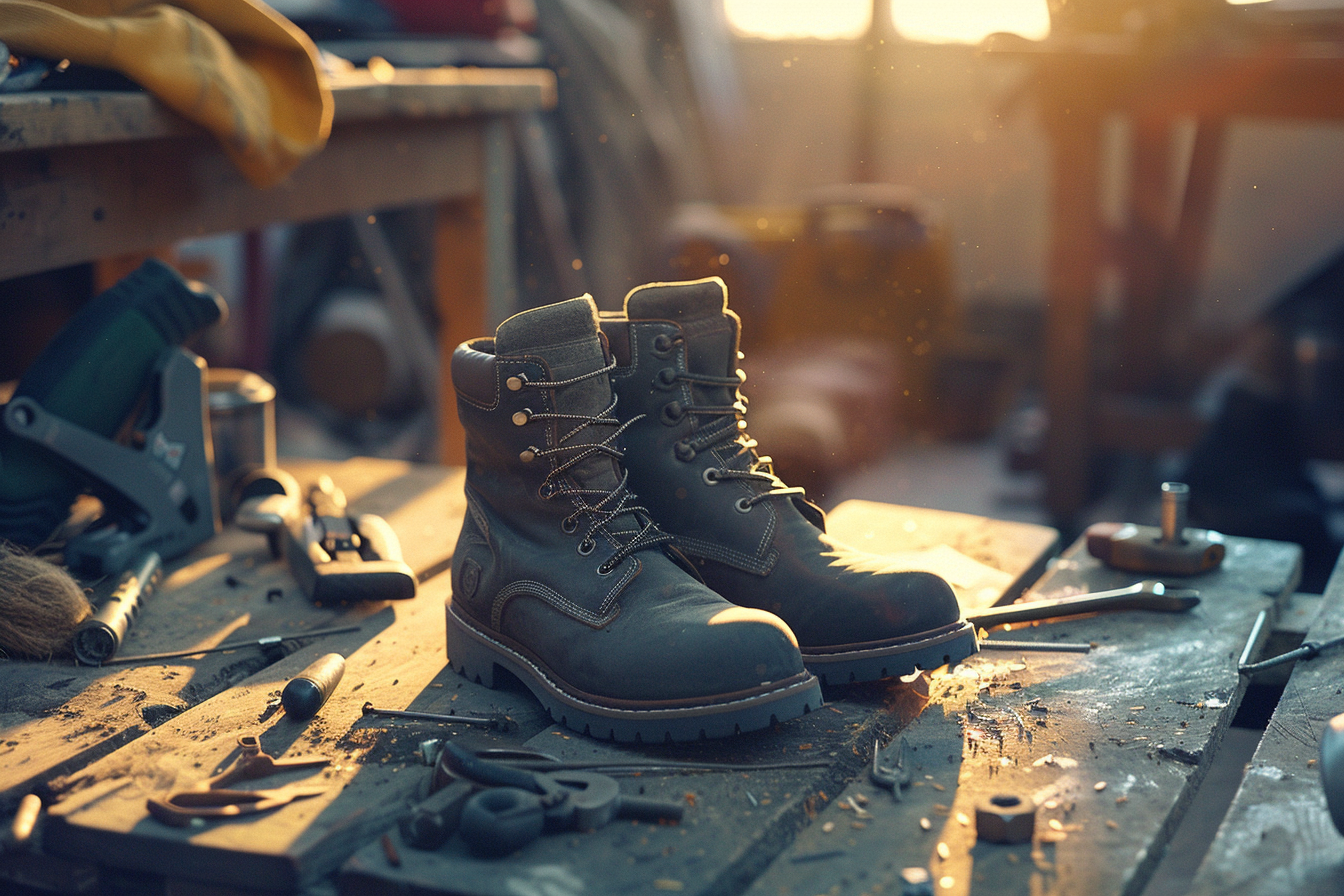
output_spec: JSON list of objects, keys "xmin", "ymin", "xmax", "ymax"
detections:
[
  {"xmin": 891, "ymin": 0, "xmax": 1051, "ymax": 44},
  {"xmin": 723, "ymin": 0, "xmax": 871, "ymax": 40}
]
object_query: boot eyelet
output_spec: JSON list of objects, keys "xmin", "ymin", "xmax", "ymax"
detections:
[
  {"xmin": 506, "ymin": 374, "xmax": 528, "ymax": 391},
  {"xmin": 561, "ymin": 517, "xmax": 578, "ymax": 534},
  {"xmin": 674, "ymin": 440, "xmax": 697, "ymax": 462},
  {"xmin": 519, "ymin": 447, "xmax": 538, "ymax": 463},
  {"xmin": 702, "ymin": 468, "xmax": 720, "ymax": 486},
  {"xmin": 660, "ymin": 401, "xmax": 685, "ymax": 425},
  {"xmin": 734, "ymin": 497, "xmax": 753, "ymax": 513},
  {"xmin": 577, "ymin": 538, "xmax": 596, "ymax": 556},
  {"xmin": 539, "ymin": 481, "xmax": 557, "ymax": 499},
  {"xmin": 651, "ymin": 333, "xmax": 676, "ymax": 357},
  {"xmin": 654, "ymin": 367, "xmax": 679, "ymax": 390},
  {"xmin": 512, "ymin": 409, "xmax": 532, "ymax": 426},
  {"xmin": 597, "ymin": 558, "xmax": 617, "ymax": 576}
]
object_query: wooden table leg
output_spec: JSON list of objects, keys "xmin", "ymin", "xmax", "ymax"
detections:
[
  {"xmin": 433, "ymin": 195, "xmax": 486, "ymax": 467},
  {"xmin": 1042, "ymin": 104, "xmax": 1105, "ymax": 522}
]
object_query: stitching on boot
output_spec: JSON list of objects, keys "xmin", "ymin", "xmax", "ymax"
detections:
[
  {"xmin": 674, "ymin": 535, "xmax": 779, "ymax": 576},
  {"xmin": 710, "ymin": 441, "xmax": 778, "ymax": 559},
  {"xmin": 462, "ymin": 487, "xmax": 491, "ymax": 543},
  {"xmin": 491, "ymin": 580, "xmax": 621, "ymax": 629}
]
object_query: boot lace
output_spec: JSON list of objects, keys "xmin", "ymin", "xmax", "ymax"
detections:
[
  {"xmin": 658, "ymin": 339, "xmax": 806, "ymax": 510},
  {"xmin": 517, "ymin": 359, "xmax": 672, "ymax": 572}
]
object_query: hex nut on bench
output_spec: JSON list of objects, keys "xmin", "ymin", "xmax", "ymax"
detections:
[{"xmin": 975, "ymin": 793, "xmax": 1036, "ymax": 844}]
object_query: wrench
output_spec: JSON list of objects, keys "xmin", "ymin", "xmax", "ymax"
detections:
[{"xmin": 966, "ymin": 580, "xmax": 1199, "ymax": 629}]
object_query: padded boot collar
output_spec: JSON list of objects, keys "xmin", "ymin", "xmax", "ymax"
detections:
[{"xmin": 623, "ymin": 278, "xmax": 740, "ymax": 378}]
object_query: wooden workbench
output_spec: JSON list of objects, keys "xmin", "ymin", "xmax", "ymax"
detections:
[
  {"xmin": 0, "ymin": 457, "xmax": 1307, "ymax": 895},
  {"xmin": 0, "ymin": 67, "xmax": 556, "ymax": 466},
  {"xmin": 1187, "ymin": 552, "xmax": 1344, "ymax": 895}
]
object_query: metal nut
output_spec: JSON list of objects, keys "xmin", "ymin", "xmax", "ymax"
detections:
[{"xmin": 975, "ymin": 793, "xmax": 1036, "ymax": 844}]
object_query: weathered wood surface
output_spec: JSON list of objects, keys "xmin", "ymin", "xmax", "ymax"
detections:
[
  {"xmin": 743, "ymin": 534, "xmax": 1301, "ymax": 896},
  {"xmin": 23, "ymin": 490, "xmax": 1059, "ymax": 894},
  {"xmin": 0, "ymin": 69, "xmax": 556, "ymax": 155},
  {"xmin": 0, "ymin": 69, "xmax": 554, "ymax": 283},
  {"xmin": 0, "ymin": 458, "xmax": 463, "ymax": 810},
  {"xmin": 1187, "ymin": 555, "xmax": 1344, "ymax": 895},
  {"xmin": 827, "ymin": 499, "xmax": 1060, "ymax": 610}
]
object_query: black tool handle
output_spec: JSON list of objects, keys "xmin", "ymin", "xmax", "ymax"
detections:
[
  {"xmin": 440, "ymin": 741, "xmax": 548, "ymax": 793},
  {"xmin": 281, "ymin": 653, "xmax": 345, "ymax": 720}
]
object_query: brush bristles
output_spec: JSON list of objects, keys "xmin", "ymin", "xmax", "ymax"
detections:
[{"xmin": 0, "ymin": 543, "xmax": 92, "ymax": 661}]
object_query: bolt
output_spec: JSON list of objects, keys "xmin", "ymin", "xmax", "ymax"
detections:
[{"xmin": 1160, "ymin": 481, "xmax": 1190, "ymax": 545}]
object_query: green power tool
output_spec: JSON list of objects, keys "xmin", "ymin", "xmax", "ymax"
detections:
[{"xmin": 0, "ymin": 259, "xmax": 227, "ymax": 554}]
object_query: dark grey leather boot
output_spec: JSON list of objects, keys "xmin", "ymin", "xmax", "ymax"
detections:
[
  {"xmin": 448, "ymin": 296, "xmax": 822, "ymax": 742},
  {"xmin": 600, "ymin": 278, "xmax": 978, "ymax": 686}
]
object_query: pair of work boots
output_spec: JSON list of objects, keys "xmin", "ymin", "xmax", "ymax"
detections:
[{"xmin": 448, "ymin": 278, "xmax": 977, "ymax": 742}]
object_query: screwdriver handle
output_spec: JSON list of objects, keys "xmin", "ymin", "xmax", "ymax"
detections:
[{"xmin": 281, "ymin": 653, "xmax": 345, "ymax": 720}]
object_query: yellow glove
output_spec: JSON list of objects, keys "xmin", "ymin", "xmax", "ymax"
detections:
[{"xmin": 0, "ymin": 0, "xmax": 332, "ymax": 187}]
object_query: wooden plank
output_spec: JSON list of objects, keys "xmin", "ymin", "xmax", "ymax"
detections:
[
  {"xmin": 744, "ymin": 534, "xmax": 1301, "ymax": 896},
  {"xmin": 41, "ymin": 580, "xmax": 528, "ymax": 893},
  {"xmin": 30, "ymin": 499, "xmax": 1058, "ymax": 894},
  {"xmin": 1187, "ymin": 558, "xmax": 1344, "ymax": 895},
  {"xmin": 0, "ymin": 116, "xmax": 483, "ymax": 282},
  {"xmin": 0, "ymin": 70, "xmax": 556, "ymax": 154},
  {"xmin": 338, "ymin": 696, "xmax": 898, "ymax": 896},
  {"xmin": 335, "ymin": 509, "xmax": 1057, "ymax": 896},
  {"xmin": 826, "ymin": 500, "xmax": 1059, "ymax": 610},
  {"xmin": 0, "ymin": 459, "xmax": 462, "ymax": 809}
]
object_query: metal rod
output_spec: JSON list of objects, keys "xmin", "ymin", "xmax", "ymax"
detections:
[
  {"xmin": 979, "ymin": 639, "xmax": 1093, "ymax": 653},
  {"xmin": 1239, "ymin": 632, "xmax": 1344, "ymax": 676},
  {"xmin": 1160, "ymin": 482, "xmax": 1190, "ymax": 544},
  {"xmin": 1238, "ymin": 609, "xmax": 1269, "ymax": 670},
  {"xmin": 103, "ymin": 625, "xmax": 362, "ymax": 665},
  {"xmin": 361, "ymin": 702, "xmax": 513, "ymax": 731}
]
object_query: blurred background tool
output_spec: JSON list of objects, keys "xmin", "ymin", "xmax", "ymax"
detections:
[
  {"xmin": 1085, "ymin": 481, "xmax": 1226, "ymax": 576},
  {"xmin": 0, "ymin": 259, "xmax": 226, "ymax": 554},
  {"xmin": 207, "ymin": 369, "xmax": 277, "ymax": 522}
]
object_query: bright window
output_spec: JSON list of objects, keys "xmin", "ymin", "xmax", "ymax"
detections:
[
  {"xmin": 889, "ymin": 0, "xmax": 1050, "ymax": 44},
  {"xmin": 723, "ymin": 0, "xmax": 1052, "ymax": 44},
  {"xmin": 723, "ymin": 0, "xmax": 871, "ymax": 40}
]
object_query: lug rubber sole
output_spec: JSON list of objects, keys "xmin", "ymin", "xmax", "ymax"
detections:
[
  {"xmin": 802, "ymin": 620, "xmax": 979, "ymax": 686},
  {"xmin": 445, "ymin": 602, "xmax": 823, "ymax": 743}
]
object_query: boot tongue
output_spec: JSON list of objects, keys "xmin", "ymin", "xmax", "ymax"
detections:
[
  {"xmin": 624, "ymin": 279, "xmax": 737, "ymax": 378},
  {"xmin": 495, "ymin": 296, "xmax": 622, "ymax": 493}
]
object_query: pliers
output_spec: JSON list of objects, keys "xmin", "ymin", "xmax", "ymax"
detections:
[{"xmin": 146, "ymin": 734, "xmax": 330, "ymax": 827}]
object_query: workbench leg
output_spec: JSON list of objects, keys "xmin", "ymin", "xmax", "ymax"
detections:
[
  {"xmin": 1118, "ymin": 116, "xmax": 1179, "ymax": 395},
  {"xmin": 434, "ymin": 196, "xmax": 486, "ymax": 467},
  {"xmin": 1042, "ymin": 110, "xmax": 1104, "ymax": 522},
  {"xmin": 435, "ymin": 119, "xmax": 519, "ymax": 468}
]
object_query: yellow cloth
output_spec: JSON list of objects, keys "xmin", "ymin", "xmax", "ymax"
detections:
[{"xmin": 0, "ymin": 0, "xmax": 332, "ymax": 187}]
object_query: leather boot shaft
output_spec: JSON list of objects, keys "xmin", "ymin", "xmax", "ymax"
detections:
[
  {"xmin": 448, "ymin": 295, "xmax": 822, "ymax": 740},
  {"xmin": 603, "ymin": 278, "xmax": 978, "ymax": 685}
]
